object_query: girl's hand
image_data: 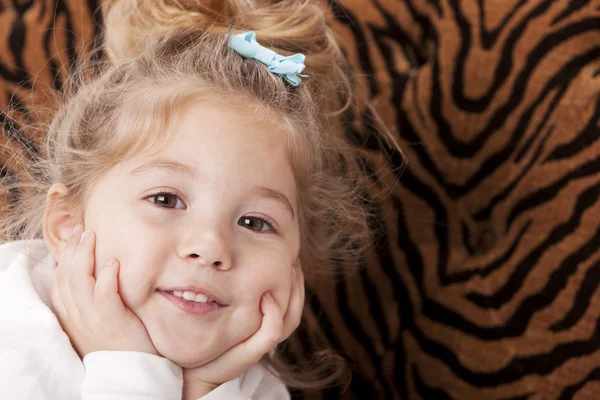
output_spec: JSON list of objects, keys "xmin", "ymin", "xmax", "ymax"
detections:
[
  {"xmin": 50, "ymin": 225, "xmax": 158, "ymax": 358},
  {"xmin": 182, "ymin": 265, "xmax": 305, "ymax": 399}
]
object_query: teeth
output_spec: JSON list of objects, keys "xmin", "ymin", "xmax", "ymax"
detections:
[
  {"xmin": 195, "ymin": 293, "xmax": 208, "ymax": 303},
  {"xmin": 182, "ymin": 291, "xmax": 196, "ymax": 301},
  {"xmin": 171, "ymin": 290, "xmax": 214, "ymax": 304}
]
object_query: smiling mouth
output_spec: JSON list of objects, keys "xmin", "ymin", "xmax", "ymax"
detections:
[
  {"xmin": 159, "ymin": 290, "xmax": 223, "ymax": 315},
  {"xmin": 166, "ymin": 290, "xmax": 216, "ymax": 304}
]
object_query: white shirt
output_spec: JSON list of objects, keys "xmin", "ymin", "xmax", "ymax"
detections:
[{"xmin": 0, "ymin": 240, "xmax": 289, "ymax": 399}]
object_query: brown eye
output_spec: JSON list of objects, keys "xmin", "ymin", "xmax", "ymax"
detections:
[
  {"xmin": 148, "ymin": 192, "xmax": 185, "ymax": 209},
  {"xmin": 238, "ymin": 216, "xmax": 273, "ymax": 232}
]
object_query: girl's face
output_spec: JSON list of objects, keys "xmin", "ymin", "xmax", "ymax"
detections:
[{"xmin": 82, "ymin": 101, "xmax": 300, "ymax": 367}]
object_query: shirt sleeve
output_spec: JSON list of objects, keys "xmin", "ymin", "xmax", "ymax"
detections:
[
  {"xmin": 199, "ymin": 363, "xmax": 290, "ymax": 400},
  {"xmin": 81, "ymin": 351, "xmax": 183, "ymax": 400}
]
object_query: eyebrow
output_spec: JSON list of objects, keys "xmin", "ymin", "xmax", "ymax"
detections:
[
  {"xmin": 129, "ymin": 159, "xmax": 197, "ymax": 178},
  {"xmin": 253, "ymin": 186, "xmax": 296, "ymax": 220},
  {"xmin": 130, "ymin": 159, "xmax": 295, "ymax": 219}
]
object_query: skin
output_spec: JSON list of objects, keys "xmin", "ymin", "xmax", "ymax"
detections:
[{"xmin": 44, "ymin": 100, "xmax": 306, "ymax": 395}]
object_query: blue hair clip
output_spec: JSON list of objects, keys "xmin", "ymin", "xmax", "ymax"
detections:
[{"xmin": 227, "ymin": 31, "xmax": 308, "ymax": 87}]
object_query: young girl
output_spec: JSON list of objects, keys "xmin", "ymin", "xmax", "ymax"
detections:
[{"xmin": 0, "ymin": 0, "xmax": 391, "ymax": 398}]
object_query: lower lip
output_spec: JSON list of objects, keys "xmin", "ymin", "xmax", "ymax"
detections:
[{"xmin": 159, "ymin": 291, "xmax": 223, "ymax": 315}]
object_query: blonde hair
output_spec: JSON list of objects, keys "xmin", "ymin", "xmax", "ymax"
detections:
[{"xmin": 0, "ymin": 0, "xmax": 397, "ymax": 391}]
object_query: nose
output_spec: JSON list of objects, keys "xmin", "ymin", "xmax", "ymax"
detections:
[{"xmin": 178, "ymin": 229, "xmax": 232, "ymax": 271}]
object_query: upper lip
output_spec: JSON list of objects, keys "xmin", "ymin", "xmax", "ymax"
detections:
[{"xmin": 160, "ymin": 285, "xmax": 227, "ymax": 305}]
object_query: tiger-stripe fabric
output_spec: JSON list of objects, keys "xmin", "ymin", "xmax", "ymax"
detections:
[{"xmin": 1, "ymin": 1, "xmax": 600, "ymax": 399}]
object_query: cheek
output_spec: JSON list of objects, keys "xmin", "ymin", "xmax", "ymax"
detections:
[
  {"xmin": 87, "ymin": 215, "xmax": 159, "ymax": 308},
  {"xmin": 238, "ymin": 251, "xmax": 294, "ymax": 310}
]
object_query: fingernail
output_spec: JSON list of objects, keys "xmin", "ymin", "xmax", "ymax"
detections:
[
  {"xmin": 107, "ymin": 258, "xmax": 118, "ymax": 267},
  {"xmin": 80, "ymin": 231, "xmax": 93, "ymax": 243}
]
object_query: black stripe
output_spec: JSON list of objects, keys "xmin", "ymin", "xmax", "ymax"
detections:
[
  {"xmin": 552, "ymin": 0, "xmax": 592, "ymax": 25},
  {"xmin": 446, "ymin": 220, "xmax": 531, "ymax": 285},
  {"xmin": 304, "ymin": 284, "xmax": 379, "ymax": 397},
  {"xmin": 451, "ymin": 0, "xmax": 559, "ymax": 113},
  {"xmin": 359, "ymin": 258, "xmax": 391, "ymax": 347},
  {"xmin": 425, "ymin": 0, "xmax": 443, "ymax": 17},
  {"xmin": 545, "ymin": 97, "xmax": 600, "ymax": 162},
  {"xmin": 468, "ymin": 180, "xmax": 600, "ymax": 309},
  {"xmin": 472, "ymin": 125, "xmax": 554, "ymax": 222},
  {"xmin": 370, "ymin": 0, "xmax": 430, "ymax": 67},
  {"xmin": 404, "ymin": 44, "xmax": 600, "ymax": 200},
  {"xmin": 327, "ymin": 0, "xmax": 379, "ymax": 98},
  {"xmin": 413, "ymin": 365, "xmax": 454, "ymax": 399},
  {"xmin": 550, "ymin": 256, "xmax": 600, "ymax": 332},
  {"xmin": 402, "ymin": 0, "xmax": 438, "ymax": 63},
  {"xmin": 355, "ymin": 154, "xmax": 385, "ymax": 191},
  {"xmin": 372, "ymin": 196, "xmax": 412, "ymax": 399},
  {"xmin": 0, "ymin": 6, "xmax": 30, "ymax": 85},
  {"xmin": 365, "ymin": 30, "xmax": 457, "ymax": 203},
  {"xmin": 346, "ymin": 106, "xmax": 406, "ymax": 173},
  {"xmin": 395, "ymin": 176, "xmax": 436, "ymax": 293},
  {"xmin": 304, "ymin": 285, "xmax": 346, "ymax": 355},
  {"xmin": 476, "ymin": 0, "xmax": 527, "ymax": 49},
  {"xmin": 441, "ymin": 44, "xmax": 600, "ymax": 196},
  {"xmin": 507, "ymin": 155, "xmax": 600, "ymax": 230},
  {"xmin": 43, "ymin": 0, "xmax": 80, "ymax": 91},
  {"xmin": 334, "ymin": 265, "xmax": 395, "ymax": 398},
  {"xmin": 502, "ymin": 395, "xmax": 533, "ymax": 400},
  {"xmin": 557, "ymin": 365, "xmax": 600, "ymax": 400},
  {"xmin": 8, "ymin": 1, "xmax": 34, "ymax": 82},
  {"xmin": 441, "ymin": 18, "xmax": 600, "ymax": 159},
  {"xmin": 461, "ymin": 221, "xmax": 476, "ymax": 256},
  {"xmin": 410, "ymin": 313, "xmax": 600, "ymax": 387}
]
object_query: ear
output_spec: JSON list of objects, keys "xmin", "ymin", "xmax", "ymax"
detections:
[{"xmin": 42, "ymin": 183, "xmax": 80, "ymax": 263}]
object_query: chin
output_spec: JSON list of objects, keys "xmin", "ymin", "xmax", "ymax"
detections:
[
  {"xmin": 151, "ymin": 333, "xmax": 219, "ymax": 367},
  {"xmin": 157, "ymin": 343, "xmax": 214, "ymax": 367}
]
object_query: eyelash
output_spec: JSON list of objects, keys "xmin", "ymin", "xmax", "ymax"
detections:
[
  {"xmin": 145, "ymin": 190, "xmax": 186, "ymax": 210},
  {"xmin": 144, "ymin": 191, "xmax": 278, "ymax": 233},
  {"xmin": 238, "ymin": 215, "xmax": 278, "ymax": 234}
]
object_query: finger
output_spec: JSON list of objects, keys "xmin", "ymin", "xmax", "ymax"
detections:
[
  {"xmin": 236, "ymin": 293, "xmax": 283, "ymax": 357},
  {"xmin": 196, "ymin": 293, "xmax": 283, "ymax": 384},
  {"xmin": 57, "ymin": 224, "xmax": 84, "ymax": 269},
  {"xmin": 94, "ymin": 259, "xmax": 126, "ymax": 318},
  {"xmin": 280, "ymin": 266, "xmax": 305, "ymax": 341},
  {"xmin": 55, "ymin": 224, "xmax": 83, "ymax": 283},
  {"xmin": 68, "ymin": 231, "xmax": 97, "ymax": 313},
  {"xmin": 57, "ymin": 225, "xmax": 85, "ymax": 316},
  {"xmin": 50, "ymin": 272, "xmax": 68, "ymax": 320}
]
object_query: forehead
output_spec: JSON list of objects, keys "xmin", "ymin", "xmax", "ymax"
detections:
[
  {"xmin": 123, "ymin": 100, "xmax": 297, "ymax": 196},
  {"xmin": 174, "ymin": 101, "xmax": 287, "ymax": 155}
]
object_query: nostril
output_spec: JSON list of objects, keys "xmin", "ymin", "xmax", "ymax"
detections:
[
  {"xmin": 190, "ymin": 253, "xmax": 199, "ymax": 259},
  {"xmin": 214, "ymin": 261, "xmax": 222, "ymax": 268}
]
